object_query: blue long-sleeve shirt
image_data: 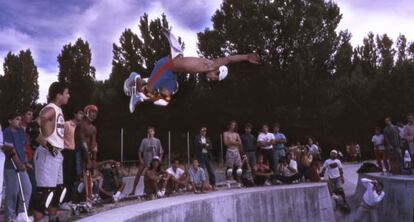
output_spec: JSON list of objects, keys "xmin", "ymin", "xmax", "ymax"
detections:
[{"xmin": 3, "ymin": 127, "xmax": 27, "ymax": 169}]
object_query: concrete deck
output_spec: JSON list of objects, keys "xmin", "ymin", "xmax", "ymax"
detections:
[{"xmin": 77, "ymin": 183, "xmax": 335, "ymax": 222}]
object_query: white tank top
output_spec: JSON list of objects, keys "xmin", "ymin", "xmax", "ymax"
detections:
[{"xmin": 43, "ymin": 103, "xmax": 65, "ymax": 149}]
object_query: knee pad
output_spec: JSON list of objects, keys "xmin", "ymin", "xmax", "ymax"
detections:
[
  {"xmin": 32, "ymin": 187, "xmax": 55, "ymax": 212},
  {"xmin": 226, "ymin": 168, "xmax": 233, "ymax": 177},
  {"xmin": 50, "ymin": 185, "xmax": 65, "ymax": 208},
  {"xmin": 236, "ymin": 168, "xmax": 243, "ymax": 176}
]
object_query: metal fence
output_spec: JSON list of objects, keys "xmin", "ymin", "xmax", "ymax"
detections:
[{"xmin": 103, "ymin": 128, "xmax": 226, "ymax": 168}]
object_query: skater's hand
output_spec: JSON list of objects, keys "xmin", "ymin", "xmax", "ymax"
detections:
[
  {"xmin": 247, "ymin": 53, "xmax": 260, "ymax": 64},
  {"xmin": 341, "ymin": 177, "xmax": 345, "ymax": 184},
  {"xmin": 17, "ymin": 162, "xmax": 26, "ymax": 172},
  {"xmin": 26, "ymin": 163, "xmax": 33, "ymax": 170}
]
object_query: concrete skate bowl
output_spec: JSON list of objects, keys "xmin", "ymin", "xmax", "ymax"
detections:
[
  {"xmin": 351, "ymin": 173, "xmax": 414, "ymax": 222},
  {"xmin": 77, "ymin": 183, "xmax": 334, "ymax": 222}
]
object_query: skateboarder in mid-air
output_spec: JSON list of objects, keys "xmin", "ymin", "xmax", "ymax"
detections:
[{"xmin": 124, "ymin": 28, "xmax": 260, "ymax": 113}]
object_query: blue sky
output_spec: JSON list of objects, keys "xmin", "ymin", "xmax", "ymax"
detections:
[{"xmin": 1, "ymin": 0, "xmax": 414, "ymax": 102}]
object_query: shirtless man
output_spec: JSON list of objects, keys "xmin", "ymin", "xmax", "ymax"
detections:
[
  {"xmin": 76, "ymin": 105, "xmax": 99, "ymax": 201},
  {"xmin": 124, "ymin": 28, "xmax": 260, "ymax": 112},
  {"xmin": 33, "ymin": 82, "xmax": 70, "ymax": 222},
  {"xmin": 223, "ymin": 121, "xmax": 243, "ymax": 188}
]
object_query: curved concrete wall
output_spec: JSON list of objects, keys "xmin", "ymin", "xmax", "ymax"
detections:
[
  {"xmin": 352, "ymin": 173, "xmax": 414, "ymax": 222},
  {"xmin": 77, "ymin": 183, "xmax": 334, "ymax": 222}
]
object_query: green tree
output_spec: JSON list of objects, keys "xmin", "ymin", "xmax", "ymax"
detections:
[
  {"xmin": 0, "ymin": 49, "xmax": 39, "ymax": 119},
  {"xmin": 58, "ymin": 38, "xmax": 96, "ymax": 115},
  {"xmin": 376, "ymin": 34, "xmax": 395, "ymax": 75}
]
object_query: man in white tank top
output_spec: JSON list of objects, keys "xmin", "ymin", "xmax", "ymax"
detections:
[{"xmin": 33, "ymin": 82, "xmax": 70, "ymax": 222}]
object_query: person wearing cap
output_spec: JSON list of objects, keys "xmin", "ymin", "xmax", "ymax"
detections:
[
  {"xmin": 144, "ymin": 156, "xmax": 168, "ymax": 199},
  {"xmin": 129, "ymin": 126, "xmax": 164, "ymax": 196},
  {"xmin": 123, "ymin": 28, "xmax": 260, "ymax": 113},
  {"xmin": 321, "ymin": 150, "xmax": 345, "ymax": 194},
  {"xmin": 75, "ymin": 104, "xmax": 99, "ymax": 201},
  {"xmin": 354, "ymin": 178, "xmax": 385, "ymax": 222}
]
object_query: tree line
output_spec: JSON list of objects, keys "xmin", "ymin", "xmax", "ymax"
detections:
[{"xmin": 1, "ymin": 0, "xmax": 414, "ymax": 160}]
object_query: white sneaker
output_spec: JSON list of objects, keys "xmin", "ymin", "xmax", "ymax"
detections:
[
  {"xmin": 153, "ymin": 99, "xmax": 169, "ymax": 106},
  {"xmin": 138, "ymin": 92, "xmax": 149, "ymax": 100},
  {"xmin": 237, "ymin": 183, "xmax": 242, "ymax": 188},
  {"xmin": 113, "ymin": 191, "xmax": 121, "ymax": 202},
  {"xmin": 264, "ymin": 180, "xmax": 272, "ymax": 186},
  {"xmin": 16, "ymin": 213, "xmax": 31, "ymax": 222},
  {"xmin": 156, "ymin": 191, "xmax": 164, "ymax": 198},
  {"xmin": 226, "ymin": 180, "xmax": 231, "ymax": 189},
  {"xmin": 77, "ymin": 182, "xmax": 85, "ymax": 193},
  {"xmin": 59, "ymin": 202, "xmax": 72, "ymax": 211}
]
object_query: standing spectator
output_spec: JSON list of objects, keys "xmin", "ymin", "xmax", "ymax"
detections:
[
  {"xmin": 223, "ymin": 121, "xmax": 243, "ymax": 188},
  {"xmin": 3, "ymin": 113, "xmax": 32, "ymax": 221},
  {"xmin": 403, "ymin": 113, "xmax": 414, "ymax": 168},
  {"xmin": 257, "ymin": 124, "xmax": 275, "ymax": 171},
  {"xmin": 372, "ymin": 127, "xmax": 389, "ymax": 172},
  {"xmin": 194, "ymin": 126, "xmax": 216, "ymax": 189},
  {"xmin": 166, "ymin": 159, "xmax": 187, "ymax": 193},
  {"xmin": 299, "ymin": 148, "xmax": 313, "ymax": 180},
  {"xmin": 273, "ymin": 152, "xmax": 301, "ymax": 184},
  {"xmin": 63, "ymin": 107, "xmax": 84, "ymax": 203},
  {"xmin": 33, "ymin": 82, "xmax": 69, "ymax": 222},
  {"xmin": 354, "ymin": 178, "xmax": 385, "ymax": 222},
  {"xmin": 76, "ymin": 105, "xmax": 99, "ymax": 202},
  {"xmin": 355, "ymin": 144, "xmax": 362, "ymax": 162},
  {"xmin": 241, "ymin": 123, "xmax": 257, "ymax": 169},
  {"xmin": 188, "ymin": 159, "xmax": 211, "ymax": 193},
  {"xmin": 383, "ymin": 117, "xmax": 402, "ymax": 174},
  {"xmin": 321, "ymin": 150, "xmax": 345, "ymax": 199},
  {"xmin": 21, "ymin": 109, "xmax": 34, "ymax": 169},
  {"xmin": 144, "ymin": 156, "xmax": 168, "ymax": 199},
  {"xmin": 129, "ymin": 127, "xmax": 164, "ymax": 195},
  {"xmin": 23, "ymin": 111, "xmax": 41, "ymax": 211},
  {"xmin": 273, "ymin": 123, "xmax": 287, "ymax": 171},
  {"xmin": 0, "ymin": 124, "xmax": 5, "ymax": 208},
  {"xmin": 306, "ymin": 137, "xmax": 320, "ymax": 157}
]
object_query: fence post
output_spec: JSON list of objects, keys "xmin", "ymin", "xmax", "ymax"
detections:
[
  {"xmin": 187, "ymin": 132, "xmax": 190, "ymax": 164},
  {"xmin": 168, "ymin": 131, "xmax": 171, "ymax": 165},
  {"xmin": 121, "ymin": 128, "xmax": 124, "ymax": 163},
  {"xmin": 220, "ymin": 133, "xmax": 224, "ymax": 166}
]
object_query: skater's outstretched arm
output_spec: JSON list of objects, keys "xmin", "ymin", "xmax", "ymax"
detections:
[{"xmin": 172, "ymin": 53, "xmax": 260, "ymax": 74}]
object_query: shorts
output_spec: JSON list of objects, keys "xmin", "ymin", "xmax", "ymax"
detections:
[
  {"xmin": 148, "ymin": 56, "xmax": 178, "ymax": 94},
  {"xmin": 408, "ymin": 142, "xmax": 414, "ymax": 154},
  {"xmin": 34, "ymin": 146, "xmax": 63, "ymax": 187},
  {"xmin": 226, "ymin": 149, "xmax": 242, "ymax": 168},
  {"xmin": 329, "ymin": 177, "xmax": 342, "ymax": 190}
]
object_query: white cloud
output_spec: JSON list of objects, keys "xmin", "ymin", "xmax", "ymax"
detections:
[
  {"xmin": 37, "ymin": 67, "xmax": 58, "ymax": 103},
  {"xmin": 0, "ymin": 0, "xmax": 222, "ymax": 102},
  {"xmin": 335, "ymin": 0, "xmax": 414, "ymax": 46}
]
